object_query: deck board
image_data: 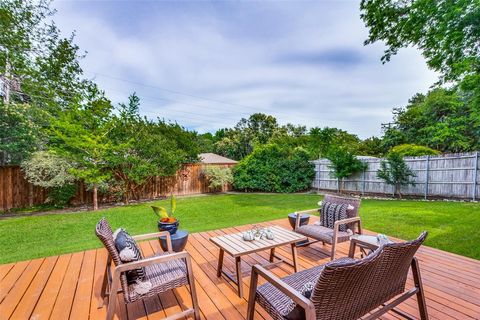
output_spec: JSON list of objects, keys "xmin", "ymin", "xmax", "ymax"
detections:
[{"xmin": 1, "ymin": 218, "xmax": 479, "ymax": 320}]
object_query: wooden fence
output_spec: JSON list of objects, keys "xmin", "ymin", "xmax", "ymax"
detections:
[
  {"xmin": 312, "ymin": 152, "xmax": 480, "ymax": 200},
  {"xmin": 0, "ymin": 163, "xmax": 235, "ymax": 212}
]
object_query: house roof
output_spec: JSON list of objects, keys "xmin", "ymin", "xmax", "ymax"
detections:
[{"xmin": 199, "ymin": 153, "xmax": 238, "ymax": 164}]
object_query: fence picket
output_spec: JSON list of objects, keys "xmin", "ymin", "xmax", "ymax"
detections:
[
  {"xmin": 0, "ymin": 163, "xmax": 235, "ymax": 211},
  {"xmin": 312, "ymin": 152, "xmax": 479, "ymax": 200}
]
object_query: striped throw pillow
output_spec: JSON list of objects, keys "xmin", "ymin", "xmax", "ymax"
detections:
[
  {"xmin": 320, "ymin": 201, "xmax": 348, "ymax": 232},
  {"xmin": 113, "ymin": 228, "xmax": 145, "ymax": 283}
]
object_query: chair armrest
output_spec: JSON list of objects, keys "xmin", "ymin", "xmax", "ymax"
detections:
[
  {"xmin": 115, "ymin": 251, "xmax": 189, "ymax": 273},
  {"xmin": 294, "ymin": 208, "xmax": 319, "ymax": 229},
  {"xmin": 333, "ymin": 217, "xmax": 362, "ymax": 235},
  {"xmin": 132, "ymin": 231, "xmax": 173, "ymax": 252},
  {"xmin": 251, "ymin": 264, "xmax": 316, "ymax": 318}
]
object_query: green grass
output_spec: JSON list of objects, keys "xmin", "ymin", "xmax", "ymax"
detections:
[{"xmin": 0, "ymin": 194, "xmax": 479, "ymax": 264}]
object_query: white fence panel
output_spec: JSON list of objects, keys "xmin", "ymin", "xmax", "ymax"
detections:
[{"xmin": 312, "ymin": 152, "xmax": 479, "ymax": 200}]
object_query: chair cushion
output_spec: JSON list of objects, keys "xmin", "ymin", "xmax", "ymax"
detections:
[
  {"xmin": 321, "ymin": 201, "xmax": 348, "ymax": 231},
  {"xmin": 256, "ymin": 258, "xmax": 356, "ymax": 320},
  {"xmin": 127, "ymin": 254, "xmax": 189, "ymax": 302},
  {"xmin": 295, "ymin": 225, "xmax": 351, "ymax": 244},
  {"xmin": 114, "ymin": 228, "xmax": 145, "ymax": 284}
]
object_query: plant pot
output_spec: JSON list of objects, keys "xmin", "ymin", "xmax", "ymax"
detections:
[{"xmin": 158, "ymin": 219, "xmax": 179, "ymax": 235}]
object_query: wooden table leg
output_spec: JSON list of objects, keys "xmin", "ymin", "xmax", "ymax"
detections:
[
  {"xmin": 235, "ymin": 257, "xmax": 244, "ymax": 298},
  {"xmin": 291, "ymin": 243, "xmax": 298, "ymax": 272},
  {"xmin": 269, "ymin": 248, "xmax": 275, "ymax": 263},
  {"xmin": 217, "ymin": 249, "xmax": 224, "ymax": 277}
]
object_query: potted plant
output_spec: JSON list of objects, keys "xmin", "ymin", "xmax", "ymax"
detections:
[{"xmin": 152, "ymin": 195, "xmax": 179, "ymax": 235}]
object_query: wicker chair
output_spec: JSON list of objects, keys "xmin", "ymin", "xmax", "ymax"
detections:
[
  {"xmin": 247, "ymin": 232, "xmax": 429, "ymax": 320},
  {"xmin": 95, "ymin": 218, "xmax": 200, "ymax": 320},
  {"xmin": 294, "ymin": 194, "xmax": 362, "ymax": 260}
]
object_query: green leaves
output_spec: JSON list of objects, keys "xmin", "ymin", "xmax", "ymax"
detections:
[
  {"xmin": 203, "ymin": 166, "xmax": 234, "ymax": 191},
  {"xmin": 233, "ymin": 144, "xmax": 315, "ymax": 193},
  {"xmin": 361, "ymin": 0, "xmax": 480, "ymax": 83},
  {"xmin": 171, "ymin": 195, "xmax": 177, "ymax": 215},
  {"xmin": 377, "ymin": 152, "xmax": 416, "ymax": 198},
  {"xmin": 151, "ymin": 195, "xmax": 177, "ymax": 219},
  {"xmin": 325, "ymin": 147, "xmax": 367, "ymax": 180},
  {"xmin": 151, "ymin": 206, "xmax": 170, "ymax": 219}
]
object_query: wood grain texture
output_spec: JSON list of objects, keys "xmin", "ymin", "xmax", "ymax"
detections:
[
  {"xmin": 0, "ymin": 218, "xmax": 479, "ymax": 319},
  {"xmin": 0, "ymin": 164, "xmax": 235, "ymax": 211}
]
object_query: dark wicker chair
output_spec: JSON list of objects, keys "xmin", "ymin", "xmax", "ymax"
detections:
[
  {"xmin": 95, "ymin": 218, "xmax": 200, "ymax": 320},
  {"xmin": 294, "ymin": 194, "xmax": 362, "ymax": 259},
  {"xmin": 247, "ymin": 232, "xmax": 429, "ymax": 320}
]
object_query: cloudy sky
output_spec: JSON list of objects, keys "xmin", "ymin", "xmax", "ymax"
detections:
[{"xmin": 54, "ymin": 0, "xmax": 438, "ymax": 138}]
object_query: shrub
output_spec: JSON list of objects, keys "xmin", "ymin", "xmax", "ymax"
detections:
[
  {"xmin": 21, "ymin": 151, "xmax": 77, "ymax": 207},
  {"xmin": 47, "ymin": 184, "xmax": 77, "ymax": 207},
  {"xmin": 390, "ymin": 144, "xmax": 440, "ymax": 157},
  {"xmin": 377, "ymin": 152, "xmax": 416, "ymax": 198},
  {"xmin": 21, "ymin": 151, "xmax": 75, "ymax": 188},
  {"xmin": 203, "ymin": 166, "xmax": 234, "ymax": 192},
  {"xmin": 233, "ymin": 144, "xmax": 314, "ymax": 193}
]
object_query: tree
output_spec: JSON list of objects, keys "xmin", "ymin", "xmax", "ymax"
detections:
[
  {"xmin": 362, "ymin": 0, "xmax": 480, "ymax": 153},
  {"xmin": 325, "ymin": 147, "xmax": 367, "ymax": 192},
  {"xmin": 360, "ymin": 0, "xmax": 480, "ymax": 84},
  {"xmin": 377, "ymin": 152, "xmax": 416, "ymax": 198},
  {"xmin": 307, "ymin": 127, "xmax": 361, "ymax": 159},
  {"xmin": 233, "ymin": 144, "xmax": 314, "ymax": 193},
  {"xmin": 108, "ymin": 94, "xmax": 196, "ymax": 203},
  {"xmin": 358, "ymin": 136, "xmax": 386, "ymax": 157},
  {"xmin": 0, "ymin": 102, "xmax": 40, "ymax": 164},
  {"xmin": 214, "ymin": 113, "xmax": 279, "ymax": 160},
  {"xmin": 48, "ymin": 90, "xmax": 113, "ymax": 210},
  {"xmin": 1, "ymin": 0, "xmax": 100, "ymax": 164},
  {"xmin": 381, "ymin": 88, "xmax": 478, "ymax": 152}
]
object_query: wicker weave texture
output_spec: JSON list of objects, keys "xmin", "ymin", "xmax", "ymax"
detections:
[
  {"xmin": 310, "ymin": 232, "xmax": 427, "ymax": 320},
  {"xmin": 95, "ymin": 218, "xmax": 130, "ymax": 297}
]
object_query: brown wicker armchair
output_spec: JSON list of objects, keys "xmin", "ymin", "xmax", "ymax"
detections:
[
  {"xmin": 294, "ymin": 194, "xmax": 362, "ymax": 259},
  {"xmin": 247, "ymin": 232, "xmax": 429, "ymax": 320},
  {"xmin": 95, "ymin": 218, "xmax": 200, "ymax": 320}
]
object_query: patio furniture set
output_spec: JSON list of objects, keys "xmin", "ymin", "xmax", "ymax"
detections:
[{"xmin": 95, "ymin": 194, "xmax": 429, "ymax": 320}]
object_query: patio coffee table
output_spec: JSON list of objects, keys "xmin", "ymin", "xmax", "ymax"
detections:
[{"xmin": 209, "ymin": 225, "xmax": 307, "ymax": 297}]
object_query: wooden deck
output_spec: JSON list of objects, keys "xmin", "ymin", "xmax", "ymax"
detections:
[{"xmin": 1, "ymin": 218, "xmax": 479, "ymax": 320}]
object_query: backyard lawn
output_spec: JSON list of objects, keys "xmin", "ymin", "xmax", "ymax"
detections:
[{"xmin": 0, "ymin": 193, "xmax": 479, "ymax": 264}]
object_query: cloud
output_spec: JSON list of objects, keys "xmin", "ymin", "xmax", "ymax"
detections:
[
  {"xmin": 53, "ymin": 0, "xmax": 438, "ymax": 138},
  {"xmin": 276, "ymin": 48, "xmax": 365, "ymax": 68}
]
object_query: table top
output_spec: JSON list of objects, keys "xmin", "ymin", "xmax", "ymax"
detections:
[
  {"xmin": 209, "ymin": 225, "xmax": 307, "ymax": 257},
  {"xmin": 350, "ymin": 234, "xmax": 393, "ymax": 248}
]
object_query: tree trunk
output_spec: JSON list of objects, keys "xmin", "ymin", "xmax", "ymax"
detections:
[
  {"xmin": 396, "ymin": 184, "xmax": 402, "ymax": 199},
  {"xmin": 93, "ymin": 185, "xmax": 98, "ymax": 210}
]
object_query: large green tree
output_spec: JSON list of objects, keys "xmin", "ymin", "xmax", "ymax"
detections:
[
  {"xmin": 360, "ymin": 0, "xmax": 480, "ymax": 84},
  {"xmin": 214, "ymin": 113, "xmax": 279, "ymax": 160},
  {"xmin": 361, "ymin": 0, "xmax": 480, "ymax": 152},
  {"xmin": 108, "ymin": 94, "xmax": 199, "ymax": 203},
  {"xmin": 1, "ymin": 0, "xmax": 98, "ymax": 164},
  {"xmin": 381, "ymin": 88, "xmax": 479, "ymax": 152},
  {"xmin": 48, "ymin": 89, "xmax": 113, "ymax": 210}
]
